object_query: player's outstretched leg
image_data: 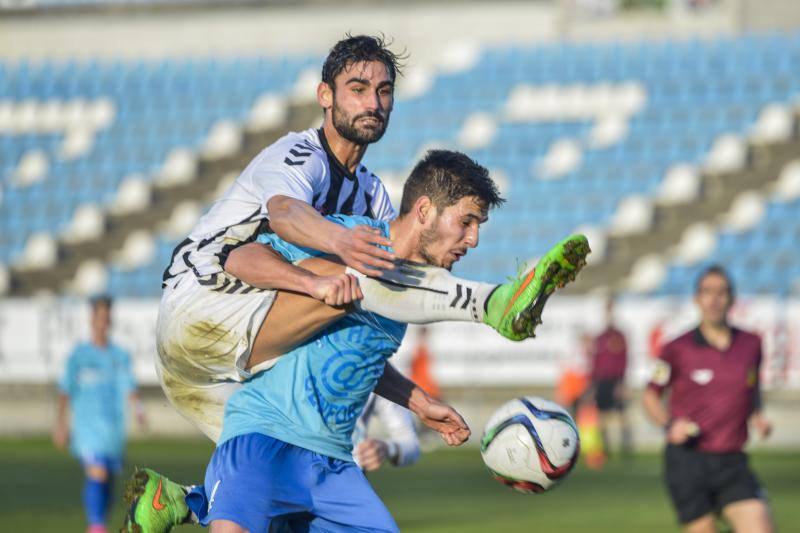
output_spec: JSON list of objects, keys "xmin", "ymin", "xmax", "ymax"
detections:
[
  {"xmin": 484, "ymin": 234, "xmax": 590, "ymax": 341},
  {"xmin": 120, "ymin": 468, "xmax": 189, "ymax": 533}
]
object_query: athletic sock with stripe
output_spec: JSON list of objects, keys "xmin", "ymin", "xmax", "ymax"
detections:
[{"xmin": 347, "ymin": 261, "xmax": 497, "ymax": 324}]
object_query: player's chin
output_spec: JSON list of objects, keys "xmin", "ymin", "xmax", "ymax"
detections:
[{"xmin": 354, "ymin": 125, "xmax": 386, "ymax": 143}]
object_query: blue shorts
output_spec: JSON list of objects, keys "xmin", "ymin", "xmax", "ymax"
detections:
[
  {"xmin": 79, "ymin": 453, "xmax": 123, "ymax": 475},
  {"xmin": 186, "ymin": 433, "xmax": 398, "ymax": 533}
]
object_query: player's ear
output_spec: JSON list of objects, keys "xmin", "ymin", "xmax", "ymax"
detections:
[
  {"xmin": 415, "ymin": 196, "xmax": 434, "ymax": 225},
  {"xmin": 318, "ymin": 82, "xmax": 333, "ymax": 110}
]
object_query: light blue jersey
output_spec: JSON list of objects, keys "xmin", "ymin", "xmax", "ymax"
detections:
[
  {"xmin": 58, "ymin": 342, "xmax": 136, "ymax": 458},
  {"xmin": 219, "ymin": 215, "xmax": 407, "ymax": 461}
]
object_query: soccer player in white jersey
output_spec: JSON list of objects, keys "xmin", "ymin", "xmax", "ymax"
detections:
[{"xmin": 153, "ymin": 34, "xmax": 589, "ymax": 448}]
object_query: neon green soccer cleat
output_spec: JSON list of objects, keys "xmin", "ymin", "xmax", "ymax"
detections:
[
  {"xmin": 121, "ymin": 467, "xmax": 189, "ymax": 533},
  {"xmin": 484, "ymin": 234, "xmax": 590, "ymax": 341}
]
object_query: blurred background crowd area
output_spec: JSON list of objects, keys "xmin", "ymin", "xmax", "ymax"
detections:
[{"xmin": 1, "ymin": 0, "xmax": 799, "ymax": 448}]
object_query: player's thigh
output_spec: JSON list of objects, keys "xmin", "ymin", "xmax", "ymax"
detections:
[
  {"xmin": 249, "ymin": 256, "xmax": 351, "ymax": 366},
  {"xmin": 209, "ymin": 519, "xmax": 248, "ymax": 533},
  {"xmin": 84, "ymin": 463, "xmax": 109, "ymax": 482},
  {"xmin": 310, "ymin": 459, "xmax": 398, "ymax": 533},
  {"xmin": 158, "ymin": 365, "xmax": 240, "ymax": 442},
  {"xmin": 722, "ymin": 499, "xmax": 773, "ymax": 533},
  {"xmin": 683, "ymin": 514, "xmax": 716, "ymax": 533},
  {"xmin": 157, "ymin": 271, "xmax": 275, "ymax": 383}
]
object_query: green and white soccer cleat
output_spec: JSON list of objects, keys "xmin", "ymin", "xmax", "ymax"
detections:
[
  {"xmin": 484, "ymin": 234, "xmax": 590, "ymax": 341},
  {"xmin": 121, "ymin": 467, "xmax": 189, "ymax": 533}
]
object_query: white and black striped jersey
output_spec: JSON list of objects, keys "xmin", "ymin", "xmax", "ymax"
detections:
[{"xmin": 162, "ymin": 128, "xmax": 396, "ymax": 292}]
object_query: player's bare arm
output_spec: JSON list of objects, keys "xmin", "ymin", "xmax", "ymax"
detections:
[
  {"xmin": 642, "ymin": 386, "xmax": 698, "ymax": 444},
  {"xmin": 267, "ymin": 195, "xmax": 396, "ymax": 276},
  {"xmin": 224, "ymin": 241, "xmax": 363, "ymax": 306},
  {"xmin": 374, "ymin": 362, "xmax": 471, "ymax": 446},
  {"xmin": 52, "ymin": 392, "xmax": 70, "ymax": 451}
]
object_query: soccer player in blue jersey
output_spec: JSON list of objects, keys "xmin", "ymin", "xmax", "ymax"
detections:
[
  {"xmin": 187, "ymin": 151, "xmax": 499, "ymax": 532},
  {"xmin": 53, "ymin": 295, "xmax": 147, "ymax": 533}
]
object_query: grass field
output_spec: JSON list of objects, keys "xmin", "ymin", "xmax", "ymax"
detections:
[{"xmin": 2, "ymin": 438, "xmax": 797, "ymax": 532}]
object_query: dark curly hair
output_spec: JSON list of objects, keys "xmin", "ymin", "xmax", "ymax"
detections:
[
  {"xmin": 399, "ymin": 150, "xmax": 505, "ymax": 215},
  {"xmin": 321, "ymin": 34, "xmax": 406, "ymax": 88}
]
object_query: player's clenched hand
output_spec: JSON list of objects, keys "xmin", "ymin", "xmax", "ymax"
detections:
[
  {"xmin": 417, "ymin": 399, "xmax": 471, "ymax": 446},
  {"xmin": 667, "ymin": 417, "xmax": 700, "ymax": 445},
  {"xmin": 355, "ymin": 438, "xmax": 389, "ymax": 471},
  {"xmin": 307, "ymin": 273, "xmax": 363, "ymax": 306},
  {"xmin": 752, "ymin": 414, "xmax": 773, "ymax": 440},
  {"xmin": 332, "ymin": 225, "xmax": 395, "ymax": 277},
  {"xmin": 52, "ymin": 422, "xmax": 69, "ymax": 451}
]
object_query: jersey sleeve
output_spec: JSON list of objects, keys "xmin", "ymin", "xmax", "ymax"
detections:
[
  {"xmin": 119, "ymin": 349, "xmax": 137, "ymax": 394},
  {"xmin": 58, "ymin": 348, "xmax": 78, "ymax": 396},
  {"xmin": 646, "ymin": 341, "xmax": 676, "ymax": 395},
  {"xmin": 249, "ymin": 152, "xmax": 326, "ymax": 213},
  {"xmin": 367, "ymin": 175, "xmax": 396, "ymax": 222}
]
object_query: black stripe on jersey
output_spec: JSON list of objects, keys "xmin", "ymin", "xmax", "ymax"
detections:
[
  {"xmin": 214, "ymin": 218, "xmax": 270, "ymax": 269},
  {"xmin": 299, "ymin": 139, "xmax": 319, "ymax": 153},
  {"xmin": 225, "ymin": 279, "xmax": 244, "ymax": 294},
  {"xmin": 240, "ymin": 285, "xmax": 259, "ymax": 294},
  {"xmin": 182, "ymin": 251, "xmax": 204, "ymax": 279},
  {"xmin": 197, "ymin": 273, "xmax": 221, "ymax": 287},
  {"xmin": 338, "ymin": 176, "xmax": 360, "ymax": 214},
  {"xmin": 162, "ymin": 236, "xmax": 193, "ymax": 286},
  {"xmin": 364, "ymin": 191, "xmax": 376, "ymax": 219},
  {"xmin": 321, "ymin": 165, "xmax": 346, "ymax": 215},
  {"xmin": 284, "ymin": 142, "xmax": 315, "ymax": 166},
  {"xmin": 195, "ymin": 208, "xmax": 263, "ymax": 252}
]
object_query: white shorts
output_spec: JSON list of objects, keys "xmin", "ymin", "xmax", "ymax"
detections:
[{"xmin": 156, "ymin": 271, "xmax": 277, "ymax": 441}]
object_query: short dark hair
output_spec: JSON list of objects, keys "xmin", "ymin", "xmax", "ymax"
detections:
[
  {"xmin": 399, "ymin": 150, "xmax": 505, "ymax": 215},
  {"xmin": 321, "ymin": 34, "xmax": 405, "ymax": 88},
  {"xmin": 89, "ymin": 294, "xmax": 113, "ymax": 311},
  {"xmin": 695, "ymin": 264, "xmax": 735, "ymax": 300}
]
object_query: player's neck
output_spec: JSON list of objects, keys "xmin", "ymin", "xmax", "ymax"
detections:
[
  {"xmin": 91, "ymin": 332, "xmax": 109, "ymax": 348},
  {"xmin": 320, "ymin": 122, "xmax": 368, "ymax": 173},
  {"xmin": 699, "ymin": 320, "xmax": 732, "ymax": 350},
  {"xmin": 387, "ymin": 216, "xmax": 424, "ymax": 263}
]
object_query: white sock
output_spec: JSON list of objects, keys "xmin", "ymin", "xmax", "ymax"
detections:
[{"xmin": 347, "ymin": 262, "xmax": 497, "ymax": 324}]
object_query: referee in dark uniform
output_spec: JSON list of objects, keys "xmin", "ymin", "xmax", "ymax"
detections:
[{"xmin": 643, "ymin": 265, "xmax": 774, "ymax": 533}]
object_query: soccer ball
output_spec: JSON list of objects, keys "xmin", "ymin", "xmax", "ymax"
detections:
[{"xmin": 480, "ymin": 396, "xmax": 579, "ymax": 493}]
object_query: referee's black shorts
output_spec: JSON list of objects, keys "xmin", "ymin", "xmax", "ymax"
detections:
[
  {"xmin": 594, "ymin": 378, "xmax": 624, "ymax": 411},
  {"xmin": 664, "ymin": 444, "xmax": 766, "ymax": 524}
]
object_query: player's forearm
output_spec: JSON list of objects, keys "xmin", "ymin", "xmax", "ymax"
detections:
[
  {"xmin": 374, "ymin": 362, "xmax": 422, "ymax": 411},
  {"xmin": 225, "ymin": 242, "xmax": 317, "ymax": 295},
  {"xmin": 267, "ymin": 196, "xmax": 346, "ymax": 256},
  {"xmin": 55, "ymin": 394, "xmax": 69, "ymax": 426},
  {"xmin": 642, "ymin": 388, "xmax": 670, "ymax": 427}
]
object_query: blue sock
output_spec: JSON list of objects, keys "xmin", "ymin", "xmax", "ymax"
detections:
[
  {"xmin": 83, "ymin": 476, "xmax": 111, "ymax": 526},
  {"xmin": 185, "ymin": 484, "xmax": 207, "ymax": 523}
]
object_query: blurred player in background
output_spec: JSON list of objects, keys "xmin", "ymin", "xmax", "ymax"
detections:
[
  {"xmin": 643, "ymin": 265, "xmax": 774, "ymax": 533},
  {"xmin": 353, "ymin": 393, "xmax": 420, "ymax": 471},
  {"xmin": 409, "ymin": 326, "xmax": 441, "ymax": 400},
  {"xmin": 589, "ymin": 297, "xmax": 632, "ymax": 456},
  {"xmin": 52, "ymin": 295, "xmax": 146, "ymax": 533}
]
